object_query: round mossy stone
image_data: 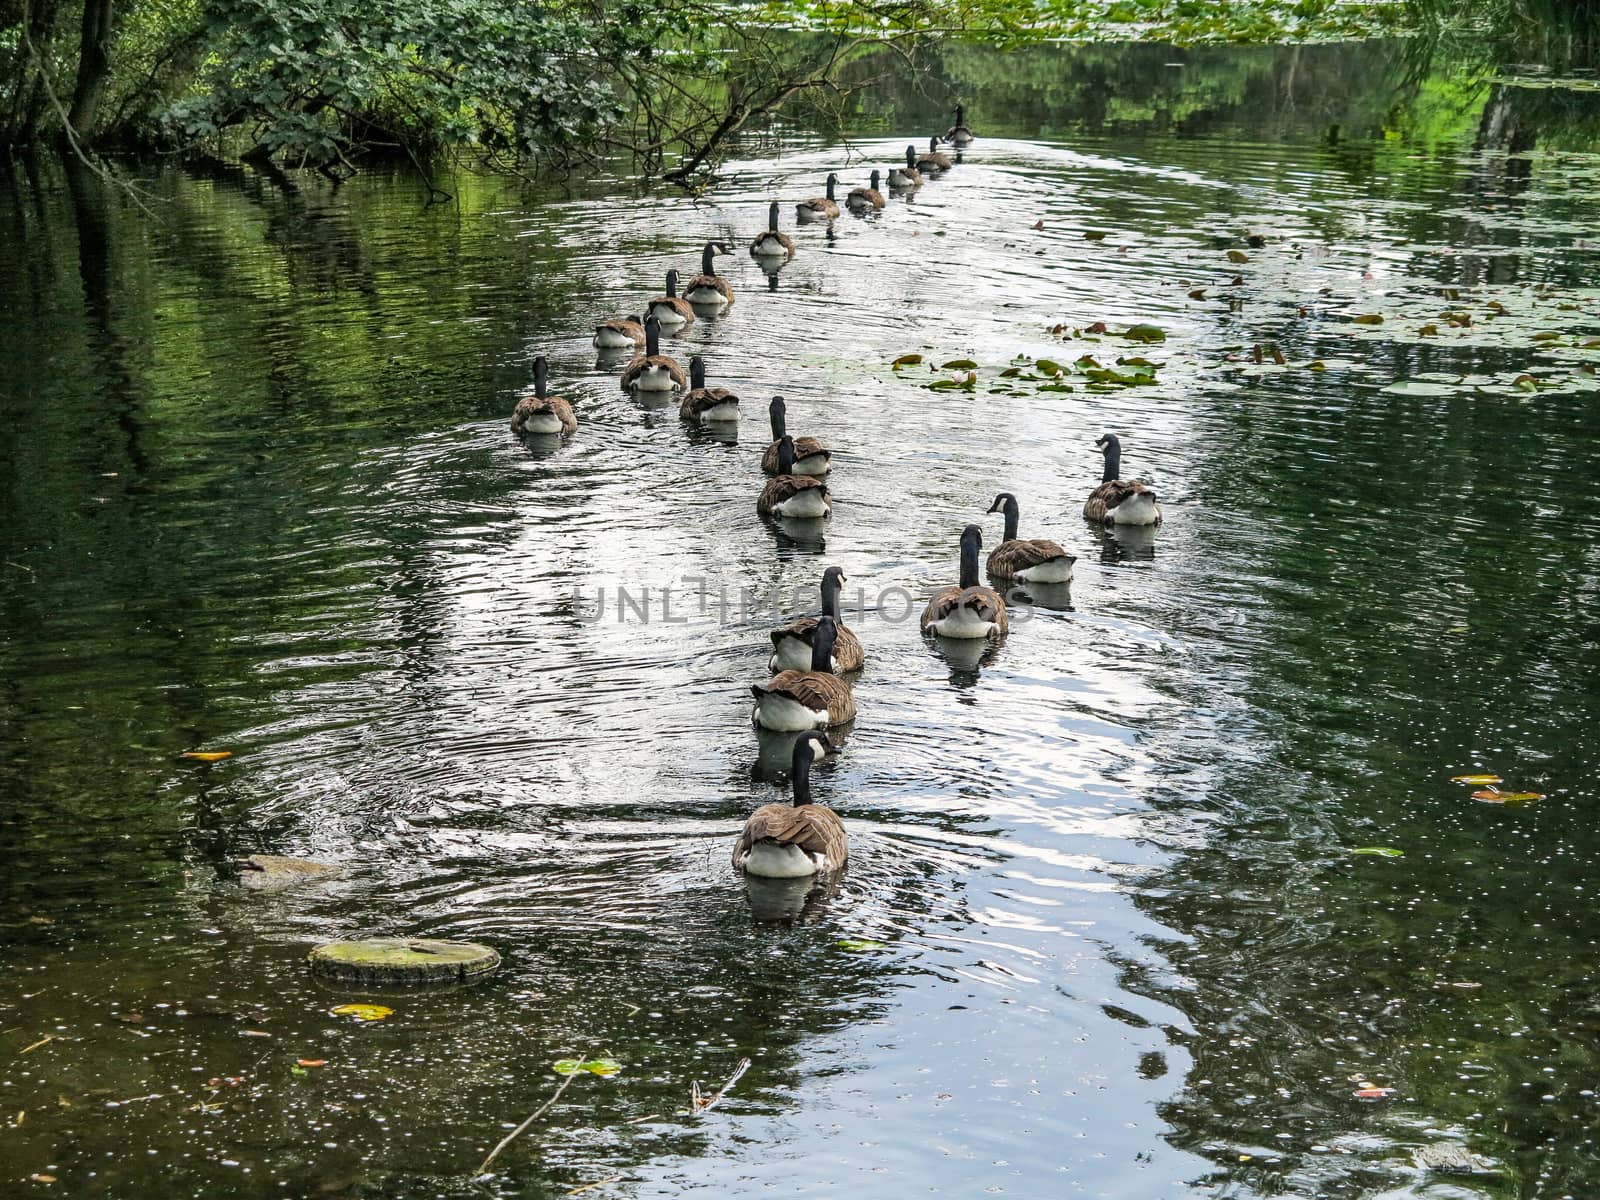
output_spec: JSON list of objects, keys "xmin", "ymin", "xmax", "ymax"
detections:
[{"xmin": 307, "ymin": 938, "xmax": 501, "ymax": 985}]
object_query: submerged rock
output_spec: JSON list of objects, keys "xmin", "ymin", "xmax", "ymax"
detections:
[
  {"xmin": 237, "ymin": 854, "xmax": 341, "ymax": 892},
  {"xmin": 1413, "ymin": 1142, "xmax": 1498, "ymax": 1175}
]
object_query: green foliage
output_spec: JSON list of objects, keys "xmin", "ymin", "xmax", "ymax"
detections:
[{"xmin": 160, "ymin": 0, "xmax": 665, "ymax": 164}]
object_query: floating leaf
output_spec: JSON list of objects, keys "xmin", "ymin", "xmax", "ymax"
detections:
[
  {"xmin": 330, "ymin": 1004, "xmax": 392, "ymax": 1022},
  {"xmin": 1450, "ymin": 774, "xmax": 1501, "ymax": 785},
  {"xmin": 1353, "ymin": 1087, "xmax": 1396, "ymax": 1100},
  {"xmin": 1351, "ymin": 314, "xmax": 1384, "ymax": 325},
  {"xmin": 1307, "ymin": 360, "xmax": 1327, "ymax": 371},
  {"xmin": 891, "ymin": 354, "xmax": 923, "ymax": 368},
  {"xmin": 181, "ymin": 751, "xmax": 233, "ymax": 762},
  {"xmin": 1035, "ymin": 359, "xmax": 1064, "ymax": 376},
  {"xmin": 1472, "ymin": 789, "xmax": 1544, "ymax": 804},
  {"xmin": 1417, "ymin": 324, "xmax": 1439, "ymax": 336},
  {"xmin": 1226, "ymin": 249, "xmax": 1250, "ymax": 263},
  {"xmin": 941, "ymin": 359, "xmax": 977, "ymax": 370},
  {"xmin": 553, "ymin": 1058, "xmax": 622, "ymax": 1077},
  {"xmin": 1083, "ymin": 230, "xmax": 1106, "ymax": 241},
  {"xmin": 837, "ymin": 938, "xmax": 889, "ymax": 952},
  {"xmin": 999, "ymin": 367, "xmax": 1022, "ymax": 378},
  {"xmin": 297, "ymin": 1059, "xmax": 327, "ymax": 1068},
  {"xmin": 1121, "ymin": 324, "xmax": 1166, "ymax": 343},
  {"xmin": 1187, "ymin": 288, "xmax": 1207, "ymax": 300},
  {"xmin": 1352, "ymin": 846, "xmax": 1404, "ymax": 858},
  {"xmin": 1513, "ymin": 374, "xmax": 1540, "ymax": 391}
]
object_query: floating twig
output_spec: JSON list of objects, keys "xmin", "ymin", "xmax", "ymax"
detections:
[
  {"xmin": 564, "ymin": 1177, "xmax": 623, "ymax": 1196},
  {"xmin": 691, "ymin": 1057, "xmax": 751, "ymax": 1114},
  {"xmin": 18, "ymin": 1036, "xmax": 54, "ymax": 1055},
  {"xmin": 476, "ymin": 1063, "xmax": 583, "ymax": 1176}
]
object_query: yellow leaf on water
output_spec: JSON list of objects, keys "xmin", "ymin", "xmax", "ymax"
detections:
[
  {"xmin": 1226, "ymin": 249, "xmax": 1249, "ymax": 263},
  {"xmin": 331, "ymin": 1004, "xmax": 393, "ymax": 1022},
  {"xmin": 1352, "ymin": 314, "xmax": 1384, "ymax": 325},
  {"xmin": 1450, "ymin": 774, "xmax": 1501, "ymax": 784},
  {"xmin": 180, "ymin": 751, "xmax": 233, "ymax": 762}
]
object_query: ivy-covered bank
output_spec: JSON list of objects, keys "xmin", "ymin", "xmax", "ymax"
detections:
[{"xmin": 1, "ymin": 0, "xmax": 1596, "ymax": 181}]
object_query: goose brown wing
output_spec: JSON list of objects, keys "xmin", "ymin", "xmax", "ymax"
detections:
[
  {"xmin": 597, "ymin": 318, "xmax": 645, "ymax": 346},
  {"xmin": 751, "ymin": 232, "xmax": 796, "ymax": 260},
  {"xmin": 920, "ymin": 584, "xmax": 964, "ymax": 630},
  {"xmin": 756, "ymin": 475, "xmax": 829, "ymax": 515},
  {"xmin": 761, "ymin": 436, "xmax": 827, "ymax": 474},
  {"xmin": 959, "ymin": 585, "xmax": 1009, "ymax": 633},
  {"xmin": 987, "ymin": 538, "xmax": 1069, "ymax": 577},
  {"xmin": 1083, "ymin": 479, "xmax": 1145, "ymax": 521},
  {"xmin": 680, "ymin": 386, "xmax": 739, "ymax": 418},
  {"xmin": 755, "ymin": 669, "xmax": 855, "ymax": 724},
  {"xmin": 648, "ymin": 296, "xmax": 696, "ymax": 324},
  {"xmin": 510, "ymin": 395, "xmax": 577, "ymax": 435},
  {"xmin": 769, "ymin": 618, "xmax": 864, "ymax": 672},
  {"xmin": 686, "ymin": 273, "xmax": 735, "ymax": 305},
  {"xmin": 620, "ymin": 354, "xmax": 688, "ymax": 391},
  {"xmin": 734, "ymin": 802, "xmax": 848, "ymax": 866}
]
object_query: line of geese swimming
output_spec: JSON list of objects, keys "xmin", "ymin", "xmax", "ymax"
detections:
[{"xmin": 508, "ymin": 106, "xmax": 1163, "ymax": 889}]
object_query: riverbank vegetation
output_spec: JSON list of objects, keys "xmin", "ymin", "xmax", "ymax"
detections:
[{"xmin": 0, "ymin": 0, "xmax": 1594, "ymax": 184}]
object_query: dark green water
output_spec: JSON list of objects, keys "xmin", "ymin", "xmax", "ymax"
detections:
[{"xmin": 3, "ymin": 39, "xmax": 1600, "ymax": 1199}]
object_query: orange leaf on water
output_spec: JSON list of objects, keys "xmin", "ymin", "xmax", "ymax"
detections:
[
  {"xmin": 180, "ymin": 751, "xmax": 233, "ymax": 762},
  {"xmin": 297, "ymin": 1059, "xmax": 327, "ymax": 1068},
  {"xmin": 1353, "ymin": 1087, "xmax": 1396, "ymax": 1100}
]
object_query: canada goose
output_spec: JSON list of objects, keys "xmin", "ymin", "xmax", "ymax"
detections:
[
  {"xmin": 760, "ymin": 396, "xmax": 830, "ymax": 476},
  {"xmin": 920, "ymin": 524, "xmax": 1009, "ymax": 638},
  {"xmin": 732, "ymin": 731, "xmax": 847, "ymax": 877},
  {"xmin": 984, "ymin": 493, "xmax": 1075, "ymax": 583},
  {"xmin": 593, "ymin": 313, "xmax": 645, "ymax": 350},
  {"xmin": 1084, "ymin": 433, "xmax": 1162, "ymax": 525},
  {"xmin": 757, "ymin": 436, "xmax": 831, "ymax": 519},
  {"xmin": 750, "ymin": 616, "xmax": 856, "ymax": 730},
  {"xmin": 680, "ymin": 356, "xmax": 740, "ymax": 422},
  {"xmin": 796, "ymin": 174, "xmax": 841, "ymax": 223},
  {"xmin": 846, "ymin": 170, "xmax": 886, "ymax": 212},
  {"xmin": 750, "ymin": 201, "xmax": 796, "ymax": 261},
  {"xmin": 917, "ymin": 136, "xmax": 954, "ymax": 175},
  {"xmin": 619, "ymin": 316, "xmax": 687, "ymax": 393},
  {"xmin": 770, "ymin": 566, "xmax": 865, "ymax": 673},
  {"xmin": 646, "ymin": 269, "xmax": 695, "ymax": 328},
  {"xmin": 944, "ymin": 104, "xmax": 975, "ymax": 146},
  {"xmin": 510, "ymin": 356, "xmax": 578, "ymax": 437},
  {"xmin": 683, "ymin": 242, "xmax": 734, "ymax": 308},
  {"xmin": 887, "ymin": 146, "xmax": 923, "ymax": 189}
]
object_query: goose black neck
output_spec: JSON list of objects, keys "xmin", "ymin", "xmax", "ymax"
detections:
[
  {"xmin": 768, "ymin": 201, "xmax": 780, "ymax": 232},
  {"xmin": 769, "ymin": 396, "xmax": 786, "ymax": 439},
  {"xmin": 955, "ymin": 104, "xmax": 965, "ymax": 124},
  {"xmin": 1001, "ymin": 496, "xmax": 1019, "ymax": 542},
  {"xmin": 905, "ymin": 145, "xmax": 917, "ymax": 168},
  {"xmin": 959, "ymin": 529, "xmax": 981, "ymax": 589},
  {"xmin": 791, "ymin": 737, "xmax": 818, "ymax": 806},
  {"xmin": 777, "ymin": 435, "xmax": 795, "ymax": 474},
  {"xmin": 665, "ymin": 269, "xmax": 678, "ymax": 297},
  {"xmin": 700, "ymin": 244, "xmax": 715, "ymax": 275},
  {"xmin": 533, "ymin": 356, "xmax": 547, "ymax": 399},
  {"xmin": 645, "ymin": 319, "xmax": 660, "ymax": 357},
  {"xmin": 1101, "ymin": 437, "xmax": 1121, "ymax": 483},
  {"xmin": 810, "ymin": 617, "xmax": 836, "ymax": 672},
  {"xmin": 690, "ymin": 356, "xmax": 705, "ymax": 389},
  {"xmin": 825, "ymin": 176, "xmax": 836, "ymax": 201},
  {"xmin": 930, "ymin": 136, "xmax": 939, "ymax": 150},
  {"xmin": 821, "ymin": 570, "xmax": 841, "ymax": 619},
  {"xmin": 869, "ymin": 169, "xmax": 880, "ymax": 190}
]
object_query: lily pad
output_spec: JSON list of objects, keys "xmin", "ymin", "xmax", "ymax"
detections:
[
  {"xmin": 554, "ymin": 1058, "xmax": 622, "ymax": 1077},
  {"xmin": 1122, "ymin": 324, "xmax": 1167, "ymax": 343},
  {"xmin": 1352, "ymin": 846, "xmax": 1404, "ymax": 858},
  {"xmin": 891, "ymin": 354, "xmax": 923, "ymax": 368}
]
